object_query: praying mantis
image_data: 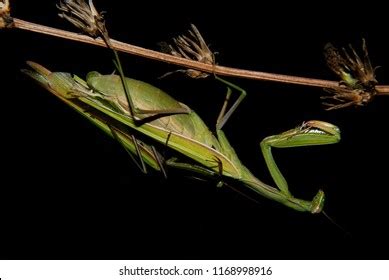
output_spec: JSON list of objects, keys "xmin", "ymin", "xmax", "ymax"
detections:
[
  {"xmin": 17, "ymin": 0, "xmax": 341, "ymax": 214},
  {"xmin": 22, "ymin": 60, "xmax": 340, "ymax": 213}
]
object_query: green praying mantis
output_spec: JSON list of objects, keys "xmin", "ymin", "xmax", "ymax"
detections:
[
  {"xmin": 18, "ymin": 0, "xmax": 342, "ymax": 214},
  {"xmin": 22, "ymin": 60, "xmax": 340, "ymax": 213}
]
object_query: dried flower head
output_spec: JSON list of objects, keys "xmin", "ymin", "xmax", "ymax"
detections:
[
  {"xmin": 321, "ymin": 87, "xmax": 373, "ymax": 110},
  {"xmin": 161, "ymin": 24, "xmax": 215, "ymax": 79},
  {"xmin": 0, "ymin": 0, "xmax": 14, "ymax": 29},
  {"xmin": 57, "ymin": 0, "xmax": 107, "ymax": 39},
  {"xmin": 323, "ymin": 39, "xmax": 378, "ymax": 110}
]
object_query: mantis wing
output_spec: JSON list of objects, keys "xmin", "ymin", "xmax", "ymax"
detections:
[
  {"xmin": 22, "ymin": 63, "xmax": 162, "ymax": 171},
  {"xmin": 23, "ymin": 62, "xmax": 241, "ymax": 178}
]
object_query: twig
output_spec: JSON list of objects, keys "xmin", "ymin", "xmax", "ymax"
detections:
[{"xmin": 10, "ymin": 18, "xmax": 389, "ymax": 94}]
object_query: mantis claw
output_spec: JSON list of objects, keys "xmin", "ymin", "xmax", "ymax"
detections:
[{"xmin": 310, "ymin": 189, "xmax": 325, "ymax": 214}]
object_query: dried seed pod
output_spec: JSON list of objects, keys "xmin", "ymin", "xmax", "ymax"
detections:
[
  {"xmin": 57, "ymin": 0, "xmax": 107, "ymax": 39},
  {"xmin": 160, "ymin": 24, "xmax": 215, "ymax": 79},
  {"xmin": 0, "ymin": 0, "xmax": 14, "ymax": 29},
  {"xmin": 323, "ymin": 39, "xmax": 378, "ymax": 110}
]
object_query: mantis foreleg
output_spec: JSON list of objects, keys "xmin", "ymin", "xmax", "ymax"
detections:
[
  {"xmin": 260, "ymin": 120, "xmax": 341, "ymax": 197},
  {"xmin": 212, "ymin": 79, "xmax": 340, "ymax": 212}
]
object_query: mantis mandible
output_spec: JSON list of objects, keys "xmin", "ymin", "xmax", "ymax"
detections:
[{"xmin": 23, "ymin": 61, "xmax": 340, "ymax": 213}]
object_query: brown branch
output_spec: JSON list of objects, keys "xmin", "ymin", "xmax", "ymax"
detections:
[{"xmin": 11, "ymin": 18, "xmax": 389, "ymax": 94}]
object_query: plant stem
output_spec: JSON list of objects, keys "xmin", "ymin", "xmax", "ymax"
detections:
[{"xmin": 11, "ymin": 18, "xmax": 389, "ymax": 94}]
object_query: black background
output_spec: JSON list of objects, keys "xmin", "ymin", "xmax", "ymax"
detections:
[{"xmin": 1, "ymin": 1, "xmax": 389, "ymax": 259}]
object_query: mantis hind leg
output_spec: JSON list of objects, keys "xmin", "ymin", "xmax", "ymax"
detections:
[
  {"xmin": 259, "ymin": 120, "xmax": 341, "ymax": 213},
  {"xmin": 166, "ymin": 158, "xmax": 219, "ymax": 178},
  {"xmin": 109, "ymin": 126, "xmax": 147, "ymax": 174},
  {"xmin": 165, "ymin": 158, "xmax": 222, "ymax": 186},
  {"xmin": 215, "ymin": 76, "xmax": 247, "ymax": 130},
  {"xmin": 109, "ymin": 126, "xmax": 167, "ymax": 177}
]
